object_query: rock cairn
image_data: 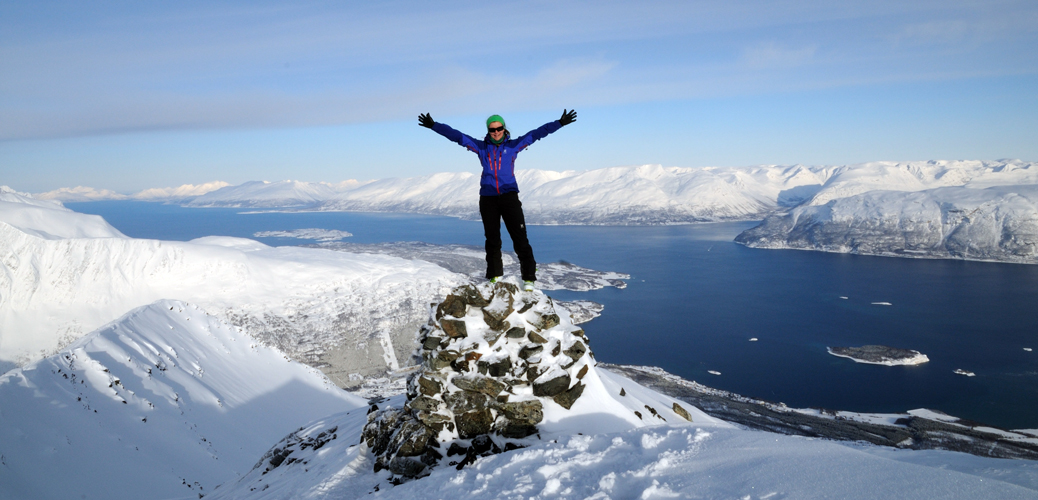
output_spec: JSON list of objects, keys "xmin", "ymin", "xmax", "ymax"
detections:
[{"xmin": 361, "ymin": 281, "xmax": 593, "ymax": 479}]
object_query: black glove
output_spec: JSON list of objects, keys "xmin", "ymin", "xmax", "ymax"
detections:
[
  {"xmin": 419, "ymin": 113, "xmax": 434, "ymax": 129},
  {"xmin": 559, "ymin": 109, "xmax": 577, "ymax": 126}
]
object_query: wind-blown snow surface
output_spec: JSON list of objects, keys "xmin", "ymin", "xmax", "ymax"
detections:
[
  {"xmin": 0, "ymin": 188, "xmax": 463, "ymax": 375},
  {"xmin": 0, "ymin": 186, "xmax": 126, "ymax": 239},
  {"xmin": 0, "ymin": 300, "xmax": 366, "ymax": 500},
  {"xmin": 207, "ymin": 370, "xmax": 1038, "ymax": 500},
  {"xmin": 736, "ymin": 185, "xmax": 1038, "ymax": 263}
]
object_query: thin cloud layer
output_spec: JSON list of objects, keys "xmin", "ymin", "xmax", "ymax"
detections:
[{"xmin": 3, "ymin": 1, "xmax": 1036, "ymax": 140}]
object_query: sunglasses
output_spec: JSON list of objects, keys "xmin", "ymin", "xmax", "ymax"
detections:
[{"xmin": 488, "ymin": 126, "xmax": 505, "ymax": 133}]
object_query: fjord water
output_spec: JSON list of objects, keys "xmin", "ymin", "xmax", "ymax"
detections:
[{"xmin": 69, "ymin": 201, "xmax": 1038, "ymax": 429}]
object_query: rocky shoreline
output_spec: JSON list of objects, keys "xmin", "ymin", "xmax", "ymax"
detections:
[{"xmin": 601, "ymin": 364, "xmax": 1038, "ymax": 461}]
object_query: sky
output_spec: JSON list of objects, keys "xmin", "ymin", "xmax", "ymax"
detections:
[{"xmin": 1, "ymin": 0, "xmax": 1037, "ymax": 194}]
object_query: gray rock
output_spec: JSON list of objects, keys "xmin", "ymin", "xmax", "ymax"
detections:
[
  {"xmin": 408, "ymin": 396, "xmax": 441, "ymax": 412},
  {"xmin": 456, "ymin": 409, "xmax": 494, "ymax": 439},
  {"xmin": 445, "ymin": 390, "xmax": 489, "ymax": 413},
  {"xmin": 453, "ymin": 375, "xmax": 506, "ymax": 397},
  {"xmin": 456, "ymin": 285, "xmax": 490, "ymax": 307},
  {"xmin": 518, "ymin": 345, "xmax": 543, "ymax": 360},
  {"xmin": 478, "ymin": 357, "xmax": 512, "ymax": 378},
  {"xmin": 498, "ymin": 422, "xmax": 538, "ymax": 439},
  {"xmin": 430, "ymin": 350, "xmax": 460, "ymax": 370},
  {"xmin": 576, "ymin": 364, "xmax": 589, "ymax": 380},
  {"xmin": 672, "ymin": 402, "xmax": 693, "ymax": 422},
  {"xmin": 417, "ymin": 376, "xmax": 442, "ymax": 396},
  {"xmin": 483, "ymin": 309, "xmax": 509, "ymax": 332},
  {"xmin": 388, "ymin": 457, "xmax": 427, "ymax": 477},
  {"xmin": 533, "ymin": 371, "xmax": 571, "ymax": 397},
  {"xmin": 415, "ymin": 411, "xmax": 451, "ymax": 431},
  {"xmin": 563, "ymin": 340, "xmax": 587, "ymax": 362},
  {"xmin": 533, "ymin": 313, "xmax": 560, "ymax": 330},
  {"xmin": 553, "ymin": 381, "xmax": 585, "ymax": 410},
  {"xmin": 441, "ymin": 319, "xmax": 467, "ymax": 338},
  {"xmin": 528, "ymin": 331, "xmax": 548, "ymax": 344},
  {"xmin": 495, "ymin": 400, "xmax": 543, "ymax": 425},
  {"xmin": 423, "ymin": 336, "xmax": 443, "ymax": 350},
  {"xmin": 505, "ymin": 326, "xmax": 527, "ymax": 338},
  {"xmin": 436, "ymin": 294, "xmax": 466, "ymax": 319}
]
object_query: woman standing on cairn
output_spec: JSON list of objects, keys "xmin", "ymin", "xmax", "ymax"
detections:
[{"xmin": 419, "ymin": 110, "xmax": 577, "ymax": 291}]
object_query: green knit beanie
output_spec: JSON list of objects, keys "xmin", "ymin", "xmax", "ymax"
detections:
[{"xmin": 486, "ymin": 115, "xmax": 505, "ymax": 128}]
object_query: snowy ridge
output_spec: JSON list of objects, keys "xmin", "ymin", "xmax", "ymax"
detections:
[
  {"xmin": 0, "ymin": 205, "xmax": 463, "ymax": 374},
  {"xmin": 804, "ymin": 159, "xmax": 1038, "ymax": 206},
  {"xmin": 0, "ymin": 300, "xmax": 365, "ymax": 500},
  {"xmin": 315, "ymin": 164, "xmax": 835, "ymax": 224},
  {"xmin": 186, "ymin": 180, "xmax": 342, "ymax": 208},
  {"xmin": 0, "ymin": 185, "xmax": 126, "ymax": 239},
  {"xmin": 34, "ymin": 181, "xmax": 232, "ymax": 202},
  {"xmin": 736, "ymin": 184, "xmax": 1038, "ymax": 263}
]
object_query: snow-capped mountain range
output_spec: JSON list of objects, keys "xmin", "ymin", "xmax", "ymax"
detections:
[
  {"xmin": 736, "ymin": 184, "xmax": 1038, "ymax": 263},
  {"xmin": 30, "ymin": 160, "xmax": 1038, "ymax": 263},
  {"xmin": 4, "ymin": 185, "xmax": 1038, "ymax": 499}
]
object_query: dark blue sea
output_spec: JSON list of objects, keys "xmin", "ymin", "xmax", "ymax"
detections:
[{"xmin": 69, "ymin": 201, "xmax": 1038, "ymax": 429}]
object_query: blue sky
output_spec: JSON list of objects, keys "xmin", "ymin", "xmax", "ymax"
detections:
[{"xmin": 2, "ymin": 0, "xmax": 1037, "ymax": 193}]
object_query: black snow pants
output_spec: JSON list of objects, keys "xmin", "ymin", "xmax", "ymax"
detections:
[{"xmin": 479, "ymin": 192, "xmax": 536, "ymax": 282}]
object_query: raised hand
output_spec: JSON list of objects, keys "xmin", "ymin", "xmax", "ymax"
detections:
[
  {"xmin": 419, "ymin": 113, "xmax": 434, "ymax": 128},
  {"xmin": 559, "ymin": 109, "xmax": 577, "ymax": 126}
]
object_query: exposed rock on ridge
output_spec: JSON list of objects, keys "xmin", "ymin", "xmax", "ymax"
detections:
[{"xmin": 361, "ymin": 280, "xmax": 594, "ymax": 479}]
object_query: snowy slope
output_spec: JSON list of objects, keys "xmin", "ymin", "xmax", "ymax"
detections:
[
  {"xmin": 0, "ymin": 300, "xmax": 366, "ymax": 500},
  {"xmin": 0, "ymin": 196, "xmax": 464, "ymax": 374},
  {"xmin": 805, "ymin": 159, "xmax": 1038, "ymax": 206},
  {"xmin": 206, "ymin": 286, "xmax": 1038, "ymax": 500},
  {"xmin": 736, "ymin": 184, "xmax": 1038, "ymax": 263},
  {"xmin": 206, "ymin": 371, "xmax": 1038, "ymax": 500},
  {"xmin": 0, "ymin": 185, "xmax": 126, "ymax": 239},
  {"xmin": 186, "ymin": 180, "xmax": 340, "ymax": 208}
]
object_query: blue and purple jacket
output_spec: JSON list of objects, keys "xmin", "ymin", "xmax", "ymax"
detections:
[{"xmin": 431, "ymin": 120, "xmax": 563, "ymax": 196}]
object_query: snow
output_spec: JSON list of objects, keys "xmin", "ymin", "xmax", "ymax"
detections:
[
  {"xmin": 0, "ymin": 185, "xmax": 126, "ymax": 239},
  {"xmin": 35, "ymin": 182, "xmax": 230, "ymax": 202},
  {"xmin": 254, "ymin": 228, "xmax": 354, "ymax": 241},
  {"xmin": 0, "ymin": 300, "xmax": 366, "ymax": 500},
  {"xmin": 737, "ymin": 184, "xmax": 1038, "ymax": 264},
  {"xmin": 827, "ymin": 347, "xmax": 930, "ymax": 366},
  {"xmin": 206, "ymin": 370, "xmax": 1038, "ymax": 500},
  {"xmin": 186, "ymin": 180, "xmax": 341, "ymax": 208},
  {"xmin": 0, "ymin": 192, "xmax": 463, "ymax": 372},
  {"xmin": 6, "ymin": 181, "xmax": 1038, "ymax": 499}
]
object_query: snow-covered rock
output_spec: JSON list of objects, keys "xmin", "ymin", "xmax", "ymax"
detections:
[
  {"xmin": 828, "ymin": 345, "xmax": 930, "ymax": 366},
  {"xmin": 735, "ymin": 184, "xmax": 1038, "ymax": 263},
  {"xmin": 356, "ymin": 280, "xmax": 683, "ymax": 479},
  {"xmin": 0, "ymin": 300, "xmax": 365, "ymax": 500}
]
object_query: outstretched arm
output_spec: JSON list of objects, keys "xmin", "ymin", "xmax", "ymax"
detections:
[
  {"xmin": 419, "ymin": 112, "xmax": 481, "ymax": 152},
  {"xmin": 513, "ymin": 109, "xmax": 576, "ymax": 150}
]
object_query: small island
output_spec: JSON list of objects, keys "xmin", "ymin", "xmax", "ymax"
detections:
[{"xmin": 827, "ymin": 345, "xmax": 930, "ymax": 366}]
